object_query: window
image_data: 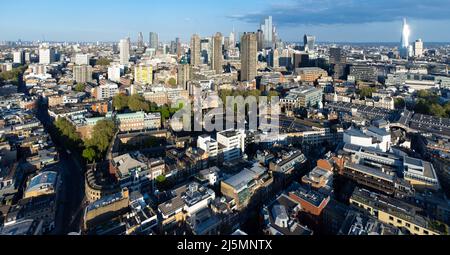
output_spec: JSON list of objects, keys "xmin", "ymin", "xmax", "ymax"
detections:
[
  {"xmin": 414, "ymin": 226, "xmax": 420, "ymax": 232},
  {"xmin": 397, "ymin": 219, "xmax": 402, "ymax": 224},
  {"xmin": 389, "ymin": 216, "xmax": 394, "ymax": 221},
  {"xmin": 406, "ymin": 223, "xmax": 411, "ymax": 228},
  {"xmin": 423, "ymin": 230, "xmax": 429, "ymax": 235}
]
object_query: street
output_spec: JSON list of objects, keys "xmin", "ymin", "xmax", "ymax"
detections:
[{"xmin": 36, "ymin": 103, "xmax": 86, "ymax": 234}]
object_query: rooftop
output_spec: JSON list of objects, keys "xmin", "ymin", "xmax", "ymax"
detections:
[
  {"xmin": 25, "ymin": 171, "xmax": 58, "ymax": 195},
  {"xmin": 288, "ymin": 182, "xmax": 330, "ymax": 208}
]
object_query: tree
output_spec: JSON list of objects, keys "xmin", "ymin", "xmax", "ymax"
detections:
[
  {"xmin": 82, "ymin": 147, "xmax": 97, "ymax": 162},
  {"xmin": 394, "ymin": 98, "xmax": 406, "ymax": 109},
  {"xmin": 417, "ymin": 90, "xmax": 431, "ymax": 99},
  {"xmin": 168, "ymin": 77, "xmax": 177, "ymax": 87},
  {"xmin": 156, "ymin": 175, "xmax": 166, "ymax": 183},
  {"xmin": 429, "ymin": 103, "xmax": 446, "ymax": 118},
  {"xmin": 85, "ymin": 119, "xmax": 116, "ymax": 154},
  {"xmin": 54, "ymin": 117, "xmax": 82, "ymax": 149},
  {"xmin": 358, "ymin": 87, "xmax": 376, "ymax": 99},
  {"xmin": 267, "ymin": 90, "xmax": 279, "ymax": 100},
  {"xmin": 74, "ymin": 83, "xmax": 86, "ymax": 92},
  {"xmin": 128, "ymin": 94, "xmax": 150, "ymax": 112},
  {"xmin": 160, "ymin": 105, "xmax": 171, "ymax": 121},
  {"xmin": 96, "ymin": 58, "xmax": 112, "ymax": 66},
  {"xmin": 414, "ymin": 99, "xmax": 431, "ymax": 115},
  {"xmin": 113, "ymin": 94, "xmax": 129, "ymax": 111},
  {"xmin": 0, "ymin": 66, "xmax": 26, "ymax": 85},
  {"xmin": 444, "ymin": 103, "xmax": 450, "ymax": 117}
]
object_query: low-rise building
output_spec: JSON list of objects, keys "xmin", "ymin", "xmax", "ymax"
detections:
[
  {"xmin": 350, "ymin": 188, "xmax": 445, "ymax": 235},
  {"xmin": 221, "ymin": 164, "xmax": 273, "ymax": 210},
  {"xmin": 5, "ymin": 194, "xmax": 56, "ymax": 233},
  {"xmin": 338, "ymin": 210, "xmax": 401, "ymax": 235},
  {"xmin": 262, "ymin": 194, "xmax": 313, "ymax": 235},
  {"xmin": 24, "ymin": 171, "xmax": 59, "ymax": 199},
  {"xmin": 280, "ymin": 86, "xmax": 323, "ymax": 110},
  {"xmin": 83, "ymin": 188, "xmax": 130, "ymax": 231},
  {"xmin": 287, "ymin": 182, "xmax": 330, "ymax": 217},
  {"xmin": 158, "ymin": 182, "xmax": 216, "ymax": 227},
  {"xmin": 111, "ymin": 152, "xmax": 165, "ymax": 192},
  {"xmin": 116, "ymin": 111, "xmax": 161, "ymax": 132}
]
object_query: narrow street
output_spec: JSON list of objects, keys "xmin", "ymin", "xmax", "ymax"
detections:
[{"xmin": 36, "ymin": 102, "xmax": 86, "ymax": 234}]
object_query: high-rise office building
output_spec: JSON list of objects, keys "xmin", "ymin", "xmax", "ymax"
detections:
[
  {"xmin": 73, "ymin": 65, "xmax": 93, "ymax": 84},
  {"xmin": 268, "ymin": 48, "xmax": 279, "ymax": 68},
  {"xmin": 177, "ymin": 58, "xmax": 191, "ymax": 89},
  {"xmin": 260, "ymin": 16, "xmax": 274, "ymax": 49},
  {"xmin": 304, "ymin": 35, "xmax": 316, "ymax": 52},
  {"xmin": 211, "ymin": 32, "xmax": 223, "ymax": 74},
  {"xmin": 200, "ymin": 38, "xmax": 211, "ymax": 64},
  {"xmin": 256, "ymin": 30, "xmax": 264, "ymax": 51},
  {"xmin": 13, "ymin": 50, "xmax": 25, "ymax": 65},
  {"xmin": 329, "ymin": 48, "xmax": 344, "ymax": 64},
  {"xmin": 176, "ymin": 37, "xmax": 182, "ymax": 58},
  {"xmin": 74, "ymin": 54, "xmax": 90, "ymax": 65},
  {"xmin": 293, "ymin": 53, "xmax": 310, "ymax": 69},
  {"xmin": 149, "ymin": 32, "xmax": 159, "ymax": 50},
  {"xmin": 414, "ymin": 39, "xmax": 424, "ymax": 58},
  {"xmin": 24, "ymin": 52, "xmax": 31, "ymax": 63},
  {"xmin": 190, "ymin": 34, "xmax": 201, "ymax": 66},
  {"xmin": 229, "ymin": 29, "xmax": 236, "ymax": 48},
  {"xmin": 39, "ymin": 45, "xmax": 55, "ymax": 64},
  {"xmin": 240, "ymin": 33, "xmax": 257, "ymax": 82},
  {"xmin": 137, "ymin": 32, "xmax": 144, "ymax": 48},
  {"xmin": 400, "ymin": 18, "xmax": 413, "ymax": 59},
  {"xmin": 329, "ymin": 47, "xmax": 347, "ymax": 80},
  {"xmin": 119, "ymin": 38, "xmax": 130, "ymax": 65}
]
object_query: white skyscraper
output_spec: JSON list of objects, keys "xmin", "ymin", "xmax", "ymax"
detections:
[
  {"xmin": 13, "ymin": 50, "xmax": 25, "ymax": 64},
  {"xmin": 414, "ymin": 39, "xmax": 424, "ymax": 58},
  {"xmin": 119, "ymin": 38, "xmax": 130, "ymax": 65},
  {"xmin": 75, "ymin": 54, "xmax": 90, "ymax": 65},
  {"xmin": 229, "ymin": 27, "xmax": 236, "ymax": 47},
  {"xmin": 261, "ymin": 16, "xmax": 274, "ymax": 49},
  {"xmin": 39, "ymin": 44, "xmax": 55, "ymax": 64},
  {"xmin": 400, "ymin": 18, "xmax": 413, "ymax": 59}
]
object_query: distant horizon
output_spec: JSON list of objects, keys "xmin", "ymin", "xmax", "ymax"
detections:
[
  {"xmin": 1, "ymin": 1, "xmax": 450, "ymax": 42},
  {"xmin": 2, "ymin": 39, "xmax": 450, "ymax": 46}
]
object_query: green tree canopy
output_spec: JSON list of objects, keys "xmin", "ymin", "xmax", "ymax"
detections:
[
  {"xmin": 0, "ymin": 66, "xmax": 26, "ymax": 85},
  {"xmin": 394, "ymin": 98, "xmax": 406, "ymax": 109},
  {"xmin": 113, "ymin": 94, "xmax": 130, "ymax": 111},
  {"xmin": 54, "ymin": 117, "xmax": 82, "ymax": 149},
  {"xmin": 82, "ymin": 147, "xmax": 97, "ymax": 162},
  {"xmin": 128, "ymin": 94, "xmax": 150, "ymax": 112},
  {"xmin": 358, "ymin": 87, "xmax": 377, "ymax": 99},
  {"xmin": 168, "ymin": 77, "xmax": 177, "ymax": 87},
  {"xmin": 74, "ymin": 83, "xmax": 86, "ymax": 92},
  {"xmin": 85, "ymin": 119, "xmax": 116, "ymax": 154},
  {"xmin": 96, "ymin": 58, "xmax": 112, "ymax": 66},
  {"xmin": 267, "ymin": 90, "xmax": 280, "ymax": 100}
]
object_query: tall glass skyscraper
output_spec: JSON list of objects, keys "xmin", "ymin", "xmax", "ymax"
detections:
[
  {"xmin": 260, "ymin": 16, "xmax": 274, "ymax": 49},
  {"xmin": 149, "ymin": 32, "xmax": 159, "ymax": 50},
  {"xmin": 304, "ymin": 35, "xmax": 316, "ymax": 53},
  {"xmin": 400, "ymin": 18, "xmax": 413, "ymax": 59}
]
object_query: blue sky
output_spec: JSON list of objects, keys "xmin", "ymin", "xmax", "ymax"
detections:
[{"xmin": 1, "ymin": 0, "xmax": 450, "ymax": 43}]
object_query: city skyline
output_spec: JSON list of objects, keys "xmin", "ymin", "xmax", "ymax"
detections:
[{"xmin": 1, "ymin": 0, "xmax": 450, "ymax": 43}]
